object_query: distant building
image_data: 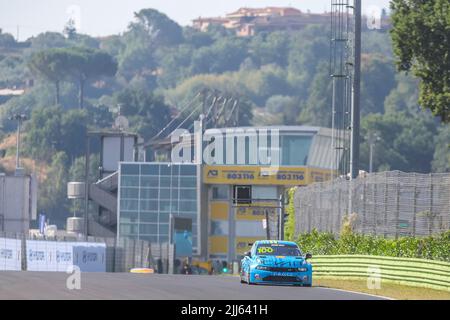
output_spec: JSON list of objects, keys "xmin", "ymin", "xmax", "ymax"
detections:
[
  {"xmin": 192, "ymin": 6, "xmax": 391, "ymax": 36},
  {"xmin": 0, "ymin": 88, "xmax": 25, "ymax": 96},
  {"xmin": 193, "ymin": 7, "xmax": 329, "ymax": 36},
  {"xmin": 0, "ymin": 173, "xmax": 37, "ymax": 234},
  {"xmin": 0, "ymin": 80, "xmax": 33, "ymax": 104},
  {"xmin": 193, "ymin": 17, "xmax": 231, "ymax": 32}
]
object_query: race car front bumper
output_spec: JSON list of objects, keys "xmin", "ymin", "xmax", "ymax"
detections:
[{"xmin": 250, "ymin": 270, "xmax": 312, "ymax": 286}]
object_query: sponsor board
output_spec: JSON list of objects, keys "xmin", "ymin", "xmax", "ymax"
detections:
[
  {"xmin": 0, "ymin": 238, "xmax": 21, "ymax": 271},
  {"xmin": 26, "ymin": 240, "xmax": 106, "ymax": 272},
  {"xmin": 203, "ymin": 166, "xmax": 332, "ymax": 185}
]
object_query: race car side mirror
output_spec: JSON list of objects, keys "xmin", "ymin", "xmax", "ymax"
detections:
[
  {"xmin": 305, "ymin": 253, "xmax": 312, "ymax": 260},
  {"xmin": 245, "ymin": 251, "xmax": 252, "ymax": 257}
]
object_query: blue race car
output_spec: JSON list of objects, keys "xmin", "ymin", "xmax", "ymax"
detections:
[{"xmin": 240, "ymin": 240, "xmax": 312, "ymax": 286}]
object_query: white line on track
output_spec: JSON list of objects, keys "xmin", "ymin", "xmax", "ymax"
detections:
[{"xmin": 315, "ymin": 286, "xmax": 394, "ymax": 300}]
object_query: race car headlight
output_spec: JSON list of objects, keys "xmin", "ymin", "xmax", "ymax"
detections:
[
  {"xmin": 297, "ymin": 267, "xmax": 308, "ymax": 272},
  {"xmin": 255, "ymin": 265, "xmax": 270, "ymax": 270}
]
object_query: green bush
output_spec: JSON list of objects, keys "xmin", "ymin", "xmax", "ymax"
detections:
[{"xmin": 295, "ymin": 230, "xmax": 450, "ymax": 262}]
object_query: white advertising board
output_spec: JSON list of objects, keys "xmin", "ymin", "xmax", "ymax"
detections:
[
  {"xmin": 73, "ymin": 242, "xmax": 106, "ymax": 272},
  {"xmin": 0, "ymin": 238, "xmax": 22, "ymax": 271},
  {"xmin": 55, "ymin": 241, "xmax": 74, "ymax": 272},
  {"xmin": 26, "ymin": 240, "xmax": 106, "ymax": 272},
  {"xmin": 26, "ymin": 240, "xmax": 49, "ymax": 271}
]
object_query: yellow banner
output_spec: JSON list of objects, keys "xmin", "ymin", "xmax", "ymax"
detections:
[{"xmin": 203, "ymin": 165, "xmax": 332, "ymax": 185}]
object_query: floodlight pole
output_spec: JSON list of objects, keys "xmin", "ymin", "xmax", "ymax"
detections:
[
  {"xmin": 279, "ymin": 194, "xmax": 285, "ymax": 241},
  {"xmin": 84, "ymin": 134, "xmax": 90, "ymax": 240},
  {"xmin": 9, "ymin": 114, "xmax": 27, "ymax": 170},
  {"xmin": 16, "ymin": 117, "xmax": 21, "ymax": 169},
  {"xmin": 350, "ymin": 0, "xmax": 361, "ymax": 180}
]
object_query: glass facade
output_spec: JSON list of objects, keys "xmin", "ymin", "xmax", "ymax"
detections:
[
  {"xmin": 203, "ymin": 129, "xmax": 314, "ymax": 166},
  {"xmin": 118, "ymin": 163, "xmax": 198, "ymax": 251},
  {"xmin": 280, "ymin": 135, "xmax": 313, "ymax": 166}
]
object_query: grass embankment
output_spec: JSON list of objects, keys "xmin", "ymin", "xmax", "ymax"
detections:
[{"xmin": 314, "ymin": 278, "xmax": 450, "ymax": 300}]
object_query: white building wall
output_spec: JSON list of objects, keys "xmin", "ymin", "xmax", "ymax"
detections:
[{"xmin": 0, "ymin": 175, "xmax": 37, "ymax": 234}]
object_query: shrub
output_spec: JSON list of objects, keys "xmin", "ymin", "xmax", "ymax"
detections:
[{"xmin": 295, "ymin": 229, "xmax": 450, "ymax": 262}]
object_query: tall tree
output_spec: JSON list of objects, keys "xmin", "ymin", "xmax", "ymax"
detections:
[
  {"xmin": 360, "ymin": 112, "xmax": 438, "ymax": 173},
  {"xmin": 115, "ymin": 88, "xmax": 171, "ymax": 140},
  {"xmin": 24, "ymin": 106, "xmax": 89, "ymax": 161},
  {"xmin": 360, "ymin": 54, "xmax": 396, "ymax": 115},
  {"xmin": 390, "ymin": 0, "xmax": 450, "ymax": 122},
  {"xmin": 28, "ymin": 49, "xmax": 69, "ymax": 105},
  {"xmin": 29, "ymin": 47, "xmax": 117, "ymax": 108},
  {"xmin": 38, "ymin": 151, "xmax": 70, "ymax": 226},
  {"xmin": 63, "ymin": 18, "xmax": 77, "ymax": 40},
  {"xmin": 28, "ymin": 32, "xmax": 68, "ymax": 50},
  {"xmin": 0, "ymin": 32, "xmax": 16, "ymax": 48},
  {"xmin": 67, "ymin": 47, "xmax": 117, "ymax": 108},
  {"xmin": 128, "ymin": 8, "xmax": 183, "ymax": 46},
  {"xmin": 297, "ymin": 62, "xmax": 332, "ymax": 127},
  {"xmin": 431, "ymin": 125, "xmax": 450, "ymax": 172}
]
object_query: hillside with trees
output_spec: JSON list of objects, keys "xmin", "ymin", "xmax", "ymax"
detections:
[{"xmin": 0, "ymin": 7, "xmax": 448, "ymax": 226}]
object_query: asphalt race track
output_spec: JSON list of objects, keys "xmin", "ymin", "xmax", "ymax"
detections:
[{"xmin": 0, "ymin": 272, "xmax": 386, "ymax": 300}]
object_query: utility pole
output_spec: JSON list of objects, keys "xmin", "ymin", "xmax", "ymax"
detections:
[
  {"xmin": 350, "ymin": 0, "xmax": 361, "ymax": 180},
  {"xmin": 84, "ymin": 135, "xmax": 90, "ymax": 241},
  {"xmin": 279, "ymin": 194, "xmax": 285, "ymax": 240},
  {"xmin": 9, "ymin": 114, "xmax": 27, "ymax": 171}
]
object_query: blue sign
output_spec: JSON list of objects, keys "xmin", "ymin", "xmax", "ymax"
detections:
[
  {"xmin": 174, "ymin": 230, "xmax": 193, "ymax": 258},
  {"xmin": 170, "ymin": 216, "xmax": 193, "ymax": 258}
]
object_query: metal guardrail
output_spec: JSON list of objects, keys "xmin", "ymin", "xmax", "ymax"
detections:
[{"xmin": 311, "ymin": 255, "xmax": 450, "ymax": 292}]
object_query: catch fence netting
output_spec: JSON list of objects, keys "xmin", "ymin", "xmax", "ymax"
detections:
[{"xmin": 294, "ymin": 171, "xmax": 450, "ymax": 238}]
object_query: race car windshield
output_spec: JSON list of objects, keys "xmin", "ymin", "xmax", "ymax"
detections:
[{"xmin": 256, "ymin": 244, "xmax": 302, "ymax": 256}]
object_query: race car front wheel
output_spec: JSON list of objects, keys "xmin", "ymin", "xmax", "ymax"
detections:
[{"xmin": 247, "ymin": 273, "xmax": 254, "ymax": 285}]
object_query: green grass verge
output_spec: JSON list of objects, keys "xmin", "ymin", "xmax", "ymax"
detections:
[{"xmin": 314, "ymin": 277, "xmax": 450, "ymax": 300}]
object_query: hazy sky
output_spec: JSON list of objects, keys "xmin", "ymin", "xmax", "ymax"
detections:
[{"xmin": 0, "ymin": 0, "xmax": 392, "ymax": 41}]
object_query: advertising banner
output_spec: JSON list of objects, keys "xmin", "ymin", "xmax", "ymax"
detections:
[
  {"xmin": 203, "ymin": 166, "xmax": 332, "ymax": 185},
  {"xmin": 72, "ymin": 242, "xmax": 106, "ymax": 272},
  {"xmin": 26, "ymin": 240, "xmax": 48, "ymax": 271},
  {"xmin": 26, "ymin": 240, "xmax": 106, "ymax": 272},
  {"xmin": 0, "ymin": 238, "xmax": 22, "ymax": 271},
  {"xmin": 55, "ymin": 242, "xmax": 74, "ymax": 272}
]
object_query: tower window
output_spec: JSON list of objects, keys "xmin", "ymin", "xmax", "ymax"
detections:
[{"xmin": 233, "ymin": 185, "xmax": 251, "ymax": 204}]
